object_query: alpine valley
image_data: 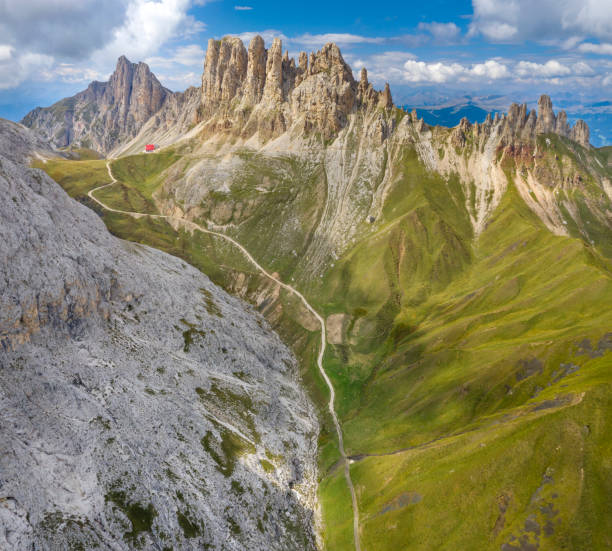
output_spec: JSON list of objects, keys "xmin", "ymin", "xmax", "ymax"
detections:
[{"xmin": 2, "ymin": 33, "xmax": 612, "ymax": 551}]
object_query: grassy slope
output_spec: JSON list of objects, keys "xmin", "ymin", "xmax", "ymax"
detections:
[
  {"xmin": 38, "ymin": 140, "xmax": 612, "ymax": 551},
  {"xmin": 111, "ymin": 150, "xmax": 180, "ymax": 200},
  {"xmin": 312, "ymin": 149, "xmax": 612, "ymax": 549}
]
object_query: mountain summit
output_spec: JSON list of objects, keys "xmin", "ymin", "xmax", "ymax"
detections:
[
  {"xmin": 197, "ymin": 36, "xmax": 392, "ymax": 141},
  {"xmin": 21, "ymin": 56, "xmax": 170, "ymax": 155},
  {"xmin": 21, "ymin": 36, "xmax": 593, "ymax": 157}
]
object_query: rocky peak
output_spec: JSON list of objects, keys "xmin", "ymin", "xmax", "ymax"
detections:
[
  {"xmin": 201, "ymin": 37, "xmax": 248, "ymax": 116},
  {"xmin": 452, "ymin": 94, "xmax": 591, "ymax": 152},
  {"xmin": 244, "ymin": 35, "xmax": 267, "ymax": 104},
  {"xmin": 197, "ymin": 34, "xmax": 394, "ymax": 141},
  {"xmin": 570, "ymin": 119, "xmax": 590, "ymax": 148},
  {"xmin": 380, "ymin": 83, "xmax": 393, "ymax": 109},
  {"xmin": 535, "ymin": 94, "xmax": 556, "ymax": 134},
  {"xmin": 262, "ymin": 37, "xmax": 283, "ymax": 102},
  {"xmin": 309, "ymin": 42, "xmax": 354, "ymax": 84},
  {"xmin": 497, "ymin": 94, "xmax": 591, "ymax": 148},
  {"xmin": 21, "ymin": 55, "xmax": 171, "ymax": 155}
]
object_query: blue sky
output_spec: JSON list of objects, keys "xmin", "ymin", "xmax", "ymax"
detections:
[{"xmin": 1, "ymin": 0, "xmax": 611, "ymax": 127}]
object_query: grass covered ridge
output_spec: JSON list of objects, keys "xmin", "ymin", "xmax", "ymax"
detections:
[{"xmin": 38, "ymin": 138, "xmax": 612, "ymax": 550}]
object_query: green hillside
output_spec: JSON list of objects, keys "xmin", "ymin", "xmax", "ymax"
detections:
[{"xmin": 36, "ymin": 134, "xmax": 612, "ymax": 550}]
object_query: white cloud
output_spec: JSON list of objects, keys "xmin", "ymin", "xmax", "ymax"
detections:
[
  {"xmin": 516, "ymin": 60, "xmax": 571, "ymax": 78},
  {"xmin": 402, "ymin": 58, "xmax": 509, "ymax": 83},
  {"xmin": 0, "ymin": 0, "xmax": 206, "ymax": 90},
  {"xmin": 92, "ymin": 0, "xmax": 204, "ymax": 67},
  {"xmin": 292, "ymin": 33, "xmax": 385, "ymax": 48},
  {"xmin": 235, "ymin": 30, "xmax": 288, "ymax": 46},
  {"xmin": 41, "ymin": 63, "xmax": 105, "ymax": 83},
  {"xmin": 234, "ymin": 5, "xmax": 253, "ymax": 10},
  {"xmin": 0, "ymin": 0, "xmax": 127, "ymax": 58},
  {"xmin": 0, "ymin": 52, "xmax": 54, "ymax": 90},
  {"xmin": 347, "ymin": 51, "xmax": 417, "ymax": 83},
  {"xmin": 476, "ymin": 22, "xmax": 518, "ymax": 41},
  {"xmin": 0, "ymin": 45, "xmax": 13, "ymax": 62},
  {"xmin": 578, "ymin": 42, "xmax": 612, "ymax": 55},
  {"xmin": 471, "ymin": 59, "xmax": 510, "ymax": 79},
  {"xmin": 147, "ymin": 44, "xmax": 205, "ymax": 69},
  {"xmin": 173, "ymin": 45, "xmax": 206, "ymax": 66},
  {"xmin": 417, "ymin": 22, "xmax": 461, "ymax": 43},
  {"xmin": 470, "ymin": 0, "xmax": 612, "ymax": 43},
  {"xmin": 370, "ymin": 51, "xmax": 418, "ymax": 65},
  {"xmin": 515, "ymin": 59, "xmax": 595, "ymax": 79},
  {"xmin": 154, "ymin": 71, "xmax": 201, "ymax": 89}
]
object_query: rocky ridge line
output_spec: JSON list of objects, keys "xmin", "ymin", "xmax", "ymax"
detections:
[
  {"xmin": 22, "ymin": 56, "xmax": 171, "ymax": 155},
  {"xmin": 197, "ymin": 36, "xmax": 393, "ymax": 141},
  {"xmin": 450, "ymin": 94, "xmax": 591, "ymax": 149}
]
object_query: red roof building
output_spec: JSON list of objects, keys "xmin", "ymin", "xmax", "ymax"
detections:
[{"xmin": 145, "ymin": 144, "xmax": 155, "ymax": 152}]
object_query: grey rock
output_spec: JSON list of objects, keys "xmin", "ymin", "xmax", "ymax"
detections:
[
  {"xmin": 0, "ymin": 121, "xmax": 318, "ymax": 550},
  {"xmin": 496, "ymin": 95, "xmax": 590, "ymax": 147},
  {"xmin": 21, "ymin": 56, "xmax": 174, "ymax": 155}
]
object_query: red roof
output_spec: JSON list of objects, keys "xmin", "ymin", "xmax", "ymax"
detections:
[{"xmin": 145, "ymin": 144, "xmax": 155, "ymax": 151}]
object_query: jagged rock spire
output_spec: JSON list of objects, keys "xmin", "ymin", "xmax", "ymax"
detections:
[
  {"xmin": 244, "ymin": 35, "xmax": 267, "ymax": 104},
  {"xmin": 536, "ymin": 94, "xmax": 556, "ymax": 134},
  {"xmin": 496, "ymin": 94, "xmax": 590, "ymax": 148},
  {"xmin": 380, "ymin": 83, "xmax": 393, "ymax": 109},
  {"xmin": 197, "ymin": 34, "xmax": 396, "ymax": 141},
  {"xmin": 262, "ymin": 37, "xmax": 283, "ymax": 102}
]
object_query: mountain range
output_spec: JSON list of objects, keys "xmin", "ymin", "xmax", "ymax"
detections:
[{"xmin": 3, "ymin": 34, "xmax": 612, "ymax": 550}]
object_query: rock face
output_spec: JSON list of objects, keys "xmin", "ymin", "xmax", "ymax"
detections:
[
  {"xmin": 0, "ymin": 120, "xmax": 318, "ymax": 550},
  {"xmin": 21, "ymin": 57, "xmax": 176, "ymax": 155},
  {"xmin": 0, "ymin": 118, "xmax": 59, "ymax": 164},
  {"xmin": 491, "ymin": 94, "xmax": 591, "ymax": 148},
  {"xmin": 111, "ymin": 85, "xmax": 201, "ymax": 157},
  {"xmin": 197, "ymin": 35, "xmax": 393, "ymax": 141}
]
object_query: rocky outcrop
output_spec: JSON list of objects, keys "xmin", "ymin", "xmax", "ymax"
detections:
[
  {"xmin": 570, "ymin": 119, "xmax": 590, "ymax": 148},
  {"xmin": 0, "ymin": 118, "xmax": 59, "ymax": 164},
  {"xmin": 197, "ymin": 35, "xmax": 394, "ymax": 142},
  {"xmin": 21, "ymin": 57, "xmax": 179, "ymax": 155},
  {"xmin": 491, "ymin": 94, "xmax": 591, "ymax": 148},
  {"xmin": 111, "ymin": 85, "xmax": 201, "ymax": 157},
  {"xmin": 0, "ymin": 121, "xmax": 318, "ymax": 550}
]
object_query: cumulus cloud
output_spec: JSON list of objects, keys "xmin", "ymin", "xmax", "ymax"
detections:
[
  {"xmin": 0, "ymin": 51, "xmax": 54, "ymax": 90},
  {"xmin": 402, "ymin": 58, "xmax": 509, "ymax": 83},
  {"xmin": 470, "ymin": 0, "xmax": 612, "ymax": 43},
  {"xmin": 0, "ymin": 0, "xmax": 206, "ymax": 90},
  {"xmin": 0, "ymin": 0, "xmax": 127, "ymax": 59},
  {"xmin": 92, "ymin": 0, "xmax": 205, "ymax": 66},
  {"xmin": 515, "ymin": 59, "xmax": 595, "ymax": 79},
  {"xmin": 348, "ymin": 51, "xmax": 417, "ymax": 83},
  {"xmin": 578, "ymin": 42, "xmax": 612, "ymax": 55},
  {"xmin": 417, "ymin": 22, "xmax": 461, "ymax": 43},
  {"xmin": 515, "ymin": 60, "xmax": 571, "ymax": 78},
  {"xmin": 0, "ymin": 45, "xmax": 14, "ymax": 62}
]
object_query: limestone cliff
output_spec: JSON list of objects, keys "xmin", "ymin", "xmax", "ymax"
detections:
[
  {"xmin": 196, "ymin": 36, "xmax": 393, "ymax": 141},
  {"xmin": 21, "ymin": 56, "xmax": 173, "ymax": 155}
]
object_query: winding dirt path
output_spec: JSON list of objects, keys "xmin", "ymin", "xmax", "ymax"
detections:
[{"xmin": 89, "ymin": 162, "xmax": 362, "ymax": 551}]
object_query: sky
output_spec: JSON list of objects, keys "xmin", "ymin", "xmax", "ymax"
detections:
[{"xmin": 1, "ymin": 0, "xmax": 612, "ymax": 132}]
